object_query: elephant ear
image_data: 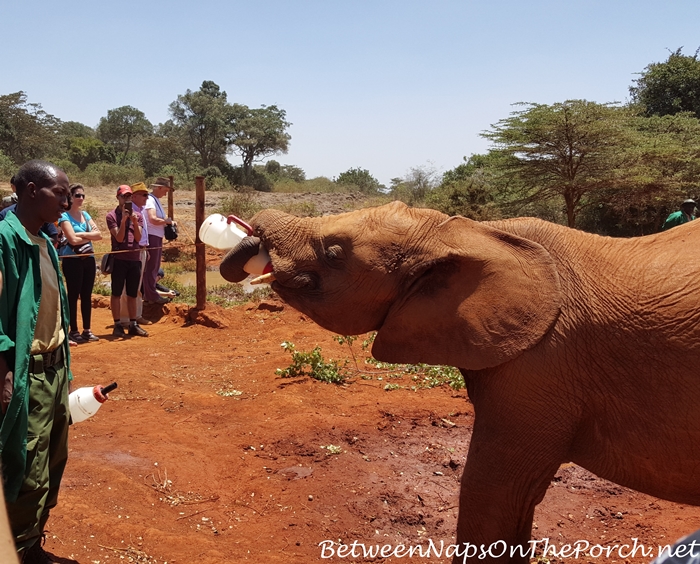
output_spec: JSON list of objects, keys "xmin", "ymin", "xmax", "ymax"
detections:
[{"xmin": 372, "ymin": 217, "xmax": 562, "ymax": 370}]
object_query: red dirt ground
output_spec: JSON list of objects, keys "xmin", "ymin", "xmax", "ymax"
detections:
[{"xmin": 38, "ymin": 296, "xmax": 700, "ymax": 564}]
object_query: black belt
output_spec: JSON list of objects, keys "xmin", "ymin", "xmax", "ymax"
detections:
[{"xmin": 29, "ymin": 346, "xmax": 64, "ymax": 374}]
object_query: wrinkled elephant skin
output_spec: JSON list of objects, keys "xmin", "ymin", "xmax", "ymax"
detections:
[{"xmin": 219, "ymin": 202, "xmax": 700, "ymax": 562}]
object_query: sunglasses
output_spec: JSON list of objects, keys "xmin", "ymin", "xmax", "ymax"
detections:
[{"xmin": 73, "ymin": 194, "xmax": 85, "ymax": 199}]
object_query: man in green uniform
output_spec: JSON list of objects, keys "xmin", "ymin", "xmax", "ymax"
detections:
[
  {"xmin": 662, "ymin": 199, "xmax": 696, "ymax": 231},
  {"xmin": 0, "ymin": 160, "xmax": 72, "ymax": 564}
]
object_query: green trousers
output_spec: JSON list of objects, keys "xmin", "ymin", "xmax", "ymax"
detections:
[{"xmin": 5, "ymin": 355, "xmax": 69, "ymax": 553}]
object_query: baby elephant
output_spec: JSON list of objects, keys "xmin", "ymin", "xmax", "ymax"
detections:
[{"xmin": 220, "ymin": 202, "xmax": 700, "ymax": 563}]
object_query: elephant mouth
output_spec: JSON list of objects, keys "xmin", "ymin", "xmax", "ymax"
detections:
[{"xmin": 271, "ymin": 271, "xmax": 319, "ymax": 293}]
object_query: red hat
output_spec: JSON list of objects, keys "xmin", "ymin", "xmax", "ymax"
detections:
[{"xmin": 117, "ymin": 185, "xmax": 133, "ymax": 197}]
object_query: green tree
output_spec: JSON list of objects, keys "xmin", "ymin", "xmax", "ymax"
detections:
[
  {"xmin": 482, "ymin": 100, "xmax": 632, "ymax": 227},
  {"xmin": 583, "ymin": 111, "xmax": 700, "ymax": 235},
  {"xmin": 390, "ymin": 165, "xmax": 440, "ymax": 205},
  {"xmin": 67, "ymin": 137, "xmax": 115, "ymax": 171},
  {"xmin": 0, "ymin": 91, "xmax": 62, "ymax": 163},
  {"xmin": 263, "ymin": 161, "xmax": 306, "ymax": 182},
  {"xmin": 60, "ymin": 121, "xmax": 95, "ymax": 140},
  {"xmin": 335, "ymin": 167, "xmax": 383, "ymax": 193},
  {"xmin": 169, "ymin": 81, "xmax": 243, "ymax": 169},
  {"xmin": 424, "ymin": 154, "xmax": 509, "ymax": 220},
  {"xmin": 140, "ymin": 120, "xmax": 198, "ymax": 178},
  {"xmin": 630, "ymin": 48, "xmax": 700, "ymax": 118},
  {"xmin": 229, "ymin": 105, "xmax": 291, "ymax": 181},
  {"xmin": 281, "ymin": 164, "xmax": 306, "ymax": 182},
  {"xmin": 97, "ymin": 105, "xmax": 153, "ymax": 164}
]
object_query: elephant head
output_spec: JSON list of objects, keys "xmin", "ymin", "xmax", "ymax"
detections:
[{"xmin": 220, "ymin": 202, "xmax": 563, "ymax": 370}]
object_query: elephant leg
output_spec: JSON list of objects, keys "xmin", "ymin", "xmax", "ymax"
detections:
[
  {"xmin": 452, "ymin": 407, "xmax": 569, "ymax": 564},
  {"xmin": 454, "ymin": 443, "xmax": 561, "ymax": 563}
]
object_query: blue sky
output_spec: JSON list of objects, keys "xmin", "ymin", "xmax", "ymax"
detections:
[{"xmin": 2, "ymin": 1, "xmax": 699, "ymax": 185}]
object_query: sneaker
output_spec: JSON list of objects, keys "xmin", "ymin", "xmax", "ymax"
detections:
[
  {"xmin": 22, "ymin": 540, "xmax": 54, "ymax": 563},
  {"xmin": 148, "ymin": 296, "xmax": 171, "ymax": 305},
  {"xmin": 136, "ymin": 317, "xmax": 153, "ymax": 326},
  {"xmin": 128, "ymin": 323, "xmax": 149, "ymax": 337},
  {"xmin": 82, "ymin": 330, "xmax": 100, "ymax": 342},
  {"xmin": 68, "ymin": 330, "xmax": 86, "ymax": 344},
  {"xmin": 112, "ymin": 324, "xmax": 126, "ymax": 338}
]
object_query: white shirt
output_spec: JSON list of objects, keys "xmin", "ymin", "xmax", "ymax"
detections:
[
  {"xmin": 143, "ymin": 194, "xmax": 166, "ymax": 238},
  {"xmin": 132, "ymin": 202, "xmax": 149, "ymax": 246}
]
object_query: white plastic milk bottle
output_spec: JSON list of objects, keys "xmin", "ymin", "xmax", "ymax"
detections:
[
  {"xmin": 69, "ymin": 382, "xmax": 117, "ymax": 424},
  {"xmin": 199, "ymin": 213, "xmax": 272, "ymax": 275}
]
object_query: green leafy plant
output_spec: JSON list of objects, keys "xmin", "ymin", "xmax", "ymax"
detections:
[
  {"xmin": 275, "ymin": 341, "xmax": 348, "ymax": 384},
  {"xmin": 275, "ymin": 335, "xmax": 464, "ymax": 389},
  {"xmin": 336, "ymin": 333, "xmax": 465, "ymax": 390}
]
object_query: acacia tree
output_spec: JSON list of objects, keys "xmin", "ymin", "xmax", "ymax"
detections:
[
  {"xmin": 97, "ymin": 105, "xmax": 153, "ymax": 164},
  {"xmin": 630, "ymin": 48, "xmax": 700, "ymax": 118},
  {"xmin": 229, "ymin": 105, "xmax": 291, "ymax": 180},
  {"xmin": 482, "ymin": 100, "xmax": 632, "ymax": 227}
]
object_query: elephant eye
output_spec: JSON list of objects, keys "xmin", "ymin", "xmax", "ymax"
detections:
[{"xmin": 325, "ymin": 244, "xmax": 345, "ymax": 261}]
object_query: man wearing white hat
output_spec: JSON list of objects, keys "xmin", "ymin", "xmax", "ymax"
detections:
[{"xmin": 142, "ymin": 177, "xmax": 176, "ymax": 305}]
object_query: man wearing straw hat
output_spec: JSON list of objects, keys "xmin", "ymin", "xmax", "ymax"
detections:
[{"xmin": 142, "ymin": 177, "xmax": 176, "ymax": 305}]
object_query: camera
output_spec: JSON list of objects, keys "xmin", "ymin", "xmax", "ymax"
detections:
[{"xmin": 124, "ymin": 201, "xmax": 133, "ymax": 214}]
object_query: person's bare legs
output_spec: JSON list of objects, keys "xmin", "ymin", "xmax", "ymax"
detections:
[
  {"xmin": 127, "ymin": 296, "xmax": 137, "ymax": 319},
  {"xmin": 110, "ymin": 295, "xmax": 121, "ymax": 322}
]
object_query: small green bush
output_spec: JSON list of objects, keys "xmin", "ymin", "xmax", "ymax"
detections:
[
  {"xmin": 52, "ymin": 159, "xmax": 81, "ymax": 179},
  {"xmin": 77, "ymin": 162, "xmax": 145, "ymax": 187},
  {"xmin": 274, "ymin": 335, "xmax": 464, "ymax": 390},
  {"xmin": 275, "ymin": 200, "xmax": 319, "ymax": 217},
  {"xmin": 218, "ymin": 192, "xmax": 263, "ymax": 220},
  {"xmin": 276, "ymin": 341, "xmax": 348, "ymax": 384},
  {"xmin": 0, "ymin": 151, "xmax": 16, "ymax": 179},
  {"xmin": 272, "ymin": 176, "xmax": 345, "ymax": 194}
]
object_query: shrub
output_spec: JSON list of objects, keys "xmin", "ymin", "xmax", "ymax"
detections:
[
  {"xmin": 218, "ymin": 191, "xmax": 263, "ymax": 220},
  {"xmin": 0, "ymin": 151, "xmax": 16, "ymax": 179},
  {"xmin": 272, "ymin": 176, "xmax": 342, "ymax": 194},
  {"xmin": 77, "ymin": 162, "xmax": 145, "ymax": 187},
  {"xmin": 276, "ymin": 341, "xmax": 348, "ymax": 384},
  {"xmin": 52, "ymin": 159, "xmax": 81, "ymax": 179},
  {"xmin": 275, "ymin": 200, "xmax": 319, "ymax": 217}
]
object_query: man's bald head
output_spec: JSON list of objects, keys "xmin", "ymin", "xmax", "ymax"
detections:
[{"xmin": 13, "ymin": 160, "xmax": 63, "ymax": 195}]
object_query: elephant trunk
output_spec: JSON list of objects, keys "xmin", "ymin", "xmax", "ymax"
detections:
[{"xmin": 219, "ymin": 236, "xmax": 262, "ymax": 283}]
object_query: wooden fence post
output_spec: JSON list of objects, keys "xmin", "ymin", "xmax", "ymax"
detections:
[
  {"xmin": 168, "ymin": 175, "xmax": 174, "ymax": 219},
  {"xmin": 195, "ymin": 176, "xmax": 206, "ymax": 310}
]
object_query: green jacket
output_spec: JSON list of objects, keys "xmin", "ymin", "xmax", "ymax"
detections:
[
  {"xmin": 661, "ymin": 210, "xmax": 695, "ymax": 231},
  {"xmin": 0, "ymin": 211, "xmax": 72, "ymax": 501}
]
